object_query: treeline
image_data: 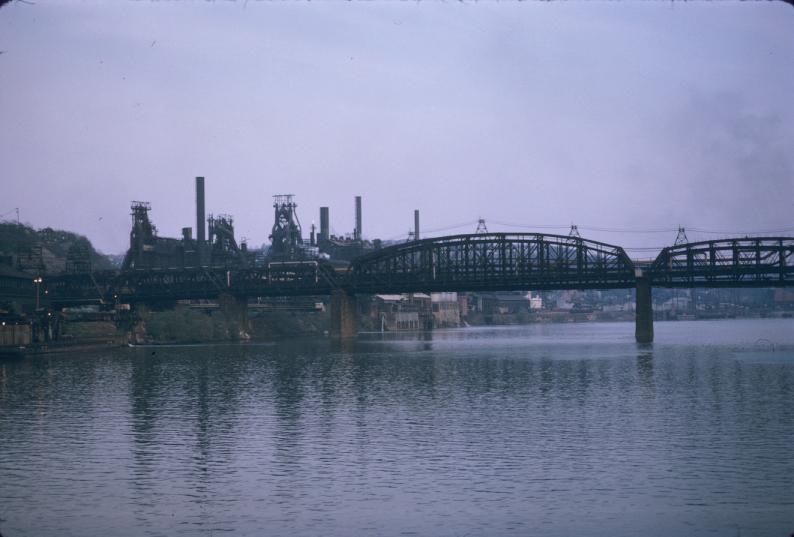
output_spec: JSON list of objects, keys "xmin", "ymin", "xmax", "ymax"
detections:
[{"xmin": 0, "ymin": 222, "xmax": 113, "ymax": 273}]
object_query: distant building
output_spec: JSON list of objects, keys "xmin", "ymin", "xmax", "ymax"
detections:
[
  {"xmin": 365, "ymin": 292, "xmax": 460, "ymax": 330},
  {"xmin": 368, "ymin": 294, "xmax": 424, "ymax": 331},
  {"xmin": 774, "ymin": 289, "xmax": 794, "ymax": 305},
  {"xmin": 656, "ymin": 296, "xmax": 692, "ymax": 312},
  {"xmin": 0, "ymin": 263, "xmax": 35, "ymax": 311},
  {"xmin": 431, "ymin": 292, "xmax": 460, "ymax": 328},
  {"xmin": 457, "ymin": 294, "xmax": 469, "ymax": 317},
  {"xmin": 474, "ymin": 291, "xmax": 534, "ymax": 315}
]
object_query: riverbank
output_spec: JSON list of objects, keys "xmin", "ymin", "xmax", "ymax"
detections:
[{"xmin": 6, "ymin": 308, "xmax": 791, "ymax": 357}]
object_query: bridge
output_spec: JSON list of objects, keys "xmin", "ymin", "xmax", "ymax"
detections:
[{"xmin": 33, "ymin": 233, "xmax": 794, "ymax": 343}]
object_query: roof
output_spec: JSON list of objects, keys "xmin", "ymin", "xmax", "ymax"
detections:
[
  {"xmin": 480, "ymin": 293, "xmax": 531, "ymax": 303},
  {"xmin": 375, "ymin": 294, "xmax": 405, "ymax": 302}
]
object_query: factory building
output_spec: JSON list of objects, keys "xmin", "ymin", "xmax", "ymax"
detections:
[{"xmin": 121, "ymin": 177, "xmax": 248, "ymax": 270}]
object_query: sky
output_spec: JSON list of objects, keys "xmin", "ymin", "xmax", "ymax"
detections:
[{"xmin": 1, "ymin": 0, "xmax": 793, "ymax": 256}]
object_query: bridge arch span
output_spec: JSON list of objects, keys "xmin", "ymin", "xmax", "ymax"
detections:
[
  {"xmin": 351, "ymin": 232, "xmax": 636, "ymax": 294},
  {"xmin": 650, "ymin": 237, "xmax": 794, "ymax": 287}
]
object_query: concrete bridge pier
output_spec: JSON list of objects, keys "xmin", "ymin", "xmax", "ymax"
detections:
[
  {"xmin": 330, "ymin": 289, "xmax": 358, "ymax": 339},
  {"xmin": 124, "ymin": 303, "xmax": 149, "ymax": 345},
  {"xmin": 218, "ymin": 293, "xmax": 250, "ymax": 340},
  {"xmin": 635, "ymin": 275, "xmax": 654, "ymax": 343}
]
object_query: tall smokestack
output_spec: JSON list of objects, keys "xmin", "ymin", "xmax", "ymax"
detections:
[
  {"xmin": 320, "ymin": 207, "xmax": 329, "ymax": 241},
  {"xmin": 414, "ymin": 209, "xmax": 420, "ymax": 241},
  {"xmin": 196, "ymin": 176, "xmax": 205, "ymax": 244},
  {"xmin": 355, "ymin": 196, "xmax": 362, "ymax": 240}
]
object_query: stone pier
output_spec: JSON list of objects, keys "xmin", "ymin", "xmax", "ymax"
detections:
[
  {"xmin": 218, "ymin": 293, "xmax": 250, "ymax": 339},
  {"xmin": 330, "ymin": 289, "xmax": 358, "ymax": 339}
]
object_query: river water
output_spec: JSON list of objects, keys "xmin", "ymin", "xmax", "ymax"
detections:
[{"xmin": 1, "ymin": 319, "xmax": 793, "ymax": 537}]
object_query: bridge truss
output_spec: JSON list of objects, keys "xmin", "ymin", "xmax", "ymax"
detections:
[
  {"xmin": 35, "ymin": 235, "xmax": 794, "ymax": 307},
  {"xmin": 351, "ymin": 233, "xmax": 637, "ymax": 293},
  {"xmin": 44, "ymin": 262, "xmax": 341, "ymax": 306},
  {"xmin": 648, "ymin": 237, "xmax": 794, "ymax": 288}
]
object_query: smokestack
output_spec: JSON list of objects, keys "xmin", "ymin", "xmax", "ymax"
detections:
[
  {"xmin": 320, "ymin": 206, "xmax": 329, "ymax": 241},
  {"xmin": 355, "ymin": 196, "xmax": 362, "ymax": 240},
  {"xmin": 414, "ymin": 209, "xmax": 420, "ymax": 241},
  {"xmin": 196, "ymin": 176, "xmax": 205, "ymax": 244}
]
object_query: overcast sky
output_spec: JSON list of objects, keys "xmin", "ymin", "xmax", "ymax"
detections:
[{"xmin": 1, "ymin": 1, "xmax": 792, "ymax": 255}]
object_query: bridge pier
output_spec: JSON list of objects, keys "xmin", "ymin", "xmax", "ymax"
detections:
[
  {"xmin": 218, "ymin": 293, "xmax": 250, "ymax": 340},
  {"xmin": 329, "ymin": 289, "xmax": 357, "ymax": 339},
  {"xmin": 124, "ymin": 304, "xmax": 149, "ymax": 345},
  {"xmin": 635, "ymin": 276, "xmax": 654, "ymax": 343}
]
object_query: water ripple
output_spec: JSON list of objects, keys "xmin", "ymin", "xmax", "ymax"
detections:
[{"xmin": 1, "ymin": 320, "xmax": 793, "ymax": 536}]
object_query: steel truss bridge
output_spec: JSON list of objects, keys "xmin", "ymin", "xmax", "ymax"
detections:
[
  {"xmin": 30, "ymin": 233, "xmax": 794, "ymax": 341},
  {"xmin": 649, "ymin": 237, "xmax": 794, "ymax": 288},
  {"xmin": 41, "ymin": 232, "xmax": 793, "ymax": 299}
]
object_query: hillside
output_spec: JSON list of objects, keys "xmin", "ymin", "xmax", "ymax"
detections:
[{"xmin": 0, "ymin": 222, "xmax": 114, "ymax": 274}]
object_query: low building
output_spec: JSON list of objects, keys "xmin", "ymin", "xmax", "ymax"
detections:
[
  {"xmin": 774, "ymin": 289, "xmax": 794, "ymax": 306},
  {"xmin": 0, "ymin": 315, "xmax": 32, "ymax": 347},
  {"xmin": 476, "ymin": 292, "xmax": 533, "ymax": 315},
  {"xmin": 366, "ymin": 292, "xmax": 460, "ymax": 330},
  {"xmin": 368, "ymin": 294, "xmax": 426, "ymax": 331},
  {"xmin": 0, "ymin": 263, "xmax": 36, "ymax": 310},
  {"xmin": 431, "ymin": 292, "xmax": 460, "ymax": 328}
]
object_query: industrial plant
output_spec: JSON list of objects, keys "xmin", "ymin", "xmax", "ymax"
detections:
[{"xmin": 119, "ymin": 177, "xmax": 394, "ymax": 272}]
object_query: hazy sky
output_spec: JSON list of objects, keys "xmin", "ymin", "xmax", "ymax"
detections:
[{"xmin": 1, "ymin": 1, "xmax": 793, "ymax": 256}]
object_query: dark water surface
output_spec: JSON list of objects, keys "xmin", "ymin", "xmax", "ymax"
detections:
[{"xmin": 1, "ymin": 319, "xmax": 793, "ymax": 537}]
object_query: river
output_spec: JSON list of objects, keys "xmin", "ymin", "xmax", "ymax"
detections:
[{"xmin": 1, "ymin": 319, "xmax": 793, "ymax": 536}]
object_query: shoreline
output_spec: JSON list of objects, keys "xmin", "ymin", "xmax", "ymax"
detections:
[{"xmin": 4, "ymin": 313, "xmax": 792, "ymax": 357}]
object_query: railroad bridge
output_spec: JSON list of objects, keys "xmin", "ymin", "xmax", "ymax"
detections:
[{"xmin": 41, "ymin": 233, "xmax": 794, "ymax": 342}]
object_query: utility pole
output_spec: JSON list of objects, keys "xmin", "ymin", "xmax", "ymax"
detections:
[{"xmin": 34, "ymin": 276, "xmax": 42, "ymax": 310}]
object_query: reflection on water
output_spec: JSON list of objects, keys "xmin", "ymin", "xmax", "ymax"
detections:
[{"xmin": 1, "ymin": 319, "xmax": 793, "ymax": 537}]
